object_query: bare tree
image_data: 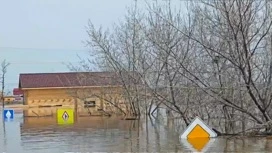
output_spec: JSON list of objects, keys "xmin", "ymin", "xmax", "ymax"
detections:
[
  {"xmin": 69, "ymin": 0, "xmax": 272, "ymax": 134},
  {"xmin": 81, "ymin": 1, "xmax": 148, "ymax": 117},
  {"xmin": 152, "ymin": 0, "xmax": 272, "ymax": 132},
  {"xmin": 1, "ymin": 60, "xmax": 10, "ymax": 108}
]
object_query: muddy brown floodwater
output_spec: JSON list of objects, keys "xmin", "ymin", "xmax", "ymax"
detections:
[{"xmin": 1, "ymin": 109, "xmax": 272, "ymax": 153}]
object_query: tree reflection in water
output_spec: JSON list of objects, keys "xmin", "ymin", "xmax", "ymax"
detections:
[{"xmin": 0, "ymin": 108, "xmax": 271, "ymax": 152}]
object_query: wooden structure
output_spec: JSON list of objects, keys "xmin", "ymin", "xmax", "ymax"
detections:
[
  {"xmin": 18, "ymin": 72, "xmax": 137, "ymax": 116},
  {"xmin": 4, "ymin": 96, "xmax": 15, "ymax": 103}
]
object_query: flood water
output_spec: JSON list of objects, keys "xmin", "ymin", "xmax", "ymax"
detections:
[{"xmin": 1, "ymin": 109, "xmax": 272, "ymax": 153}]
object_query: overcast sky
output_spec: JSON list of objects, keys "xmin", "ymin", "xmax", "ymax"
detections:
[
  {"xmin": 0, "ymin": 0, "xmax": 138, "ymax": 49},
  {"xmin": 0, "ymin": 0, "xmax": 184, "ymax": 93}
]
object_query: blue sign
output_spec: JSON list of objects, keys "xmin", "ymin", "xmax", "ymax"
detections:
[{"xmin": 3, "ymin": 109, "xmax": 14, "ymax": 120}]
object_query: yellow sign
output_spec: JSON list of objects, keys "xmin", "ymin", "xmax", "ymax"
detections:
[
  {"xmin": 180, "ymin": 117, "xmax": 217, "ymax": 139},
  {"xmin": 188, "ymin": 125, "xmax": 210, "ymax": 138},
  {"xmin": 180, "ymin": 117, "xmax": 217, "ymax": 152},
  {"xmin": 57, "ymin": 108, "xmax": 74, "ymax": 125}
]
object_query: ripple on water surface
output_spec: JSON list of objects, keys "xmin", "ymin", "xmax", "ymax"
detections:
[{"xmin": 1, "ymin": 112, "xmax": 272, "ymax": 152}]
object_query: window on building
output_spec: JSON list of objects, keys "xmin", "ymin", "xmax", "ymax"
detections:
[{"xmin": 84, "ymin": 101, "xmax": 96, "ymax": 108}]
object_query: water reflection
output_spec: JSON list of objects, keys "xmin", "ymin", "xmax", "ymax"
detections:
[
  {"xmin": 1, "ymin": 109, "xmax": 272, "ymax": 152},
  {"xmin": 187, "ymin": 138, "xmax": 211, "ymax": 152},
  {"xmin": 180, "ymin": 138, "xmax": 221, "ymax": 152}
]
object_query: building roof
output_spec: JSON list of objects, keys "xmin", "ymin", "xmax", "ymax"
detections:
[{"xmin": 19, "ymin": 71, "xmax": 141, "ymax": 89}]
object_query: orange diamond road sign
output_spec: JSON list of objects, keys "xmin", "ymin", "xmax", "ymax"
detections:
[
  {"xmin": 180, "ymin": 116, "xmax": 217, "ymax": 152},
  {"xmin": 57, "ymin": 109, "xmax": 74, "ymax": 125}
]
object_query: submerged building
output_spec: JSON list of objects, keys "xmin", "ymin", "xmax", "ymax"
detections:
[{"xmin": 18, "ymin": 72, "xmax": 138, "ymax": 116}]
